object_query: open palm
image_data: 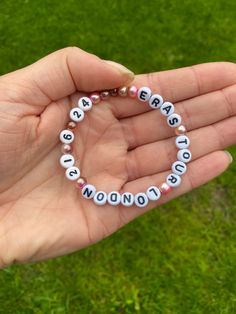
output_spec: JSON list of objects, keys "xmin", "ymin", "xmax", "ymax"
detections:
[{"xmin": 0, "ymin": 47, "xmax": 235, "ymax": 268}]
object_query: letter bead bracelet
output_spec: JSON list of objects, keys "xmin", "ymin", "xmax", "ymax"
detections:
[{"xmin": 59, "ymin": 86, "xmax": 191, "ymax": 208}]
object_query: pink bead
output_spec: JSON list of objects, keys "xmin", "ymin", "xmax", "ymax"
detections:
[
  {"xmin": 100, "ymin": 91, "xmax": 110, "ymax": 100},
  {"xmin": 61, "ymin": 144, "xmax": 72, "ymax": 154},
  {"xmin": 75, "ymin": 177, "xmax": 87, "ymax": 189},
  {"xmin": 159, "ymin": 183, "xmax": 172, "ymax": 195},
  {"xmin": 90, "ymin": 93, "xmax": 101, "ymax": 104},
  {"xmin": 175, "ymin": 125, "xmax": 187, "ymax": 135},
  {"xmin": 118, "ymin": 86, "xmax": 128, "ymax": 97},
  {"xmin": 128, "ymin": 85, "xmax": 138, "ymax": 98},
  {"xmin": 67, "ymin": 121, "xmax": 77, "ymax": 129},
  {"xmin": 110, "ymin": 88, "xmax": 118, "ymax": 96}
]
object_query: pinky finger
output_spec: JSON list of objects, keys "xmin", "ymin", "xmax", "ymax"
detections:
[{"xmin": 118, "ymin": 150, "xmax": 232, "ymax": 223}]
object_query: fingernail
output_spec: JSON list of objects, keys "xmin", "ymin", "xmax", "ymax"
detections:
[
  {"xmin": 224, "ymin": 150, "xmax": 233, "ymax": 163},
  {"xmin": 104, "ymin": 60, "xmax": 134, "ymax": 83}
]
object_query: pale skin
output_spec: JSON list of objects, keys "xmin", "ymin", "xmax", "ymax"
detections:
[{"xmin": 0, "ymin": 47, "xmax": 235, "ymax": 268}]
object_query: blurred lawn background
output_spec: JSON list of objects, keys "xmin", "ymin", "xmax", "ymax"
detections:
[{"xmin": 1, "ymin": 0, "xmax": 236, "ymax": 313}]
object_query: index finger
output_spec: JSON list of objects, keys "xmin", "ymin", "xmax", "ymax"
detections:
[{"xmin": 111, "ymin": 62, "xmax": 236, "ymax": 118}]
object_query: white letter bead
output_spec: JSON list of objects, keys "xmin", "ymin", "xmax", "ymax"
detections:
[
  {"xmin": 59, "ymin": 129, "xmax": 74, "ymax": 144},
  {"xmin": 167, "ymin": 113, "xmax": 182, "ymax": 128},
  {"xmin": 134, "ymin": 193, "xmax": 149, "ymax": 208},
  {"xmin": 93, "ymin": 191, "xmax": 107, "ymax": 206},
  {"xmin": 171, "ymin": 161, "xmax": 187, "ymax": 176},
  {"xmin": 60, "ymin": 154, "xmax": 75, "ymax": 168},
  {"xmin": 65, "ymin": 166, "xmax": 80, "ymax": 181},
  {"xmin": 148, "ymin": 94, "xmax": 163, "ymax": 109},
  {"xmin": 166, "ymin": 173, "xmax": 181, "ymax": 187},
  {"xmin": 160, "ymin": 102, "xmax": 175, "ymax": 116},
  {"xmin": 121, "ymin": 192, "xmax": 134, "ymax": 207},
  {"xmin": 107, "ymin": 191, "xmax": 121, "ymax": 206},
  {"xmin": 137, "ymin": 87, "xmax": 152, "ymax": 102},
  {"xmin": 146, "ymin": 186, "xmax": 161, "ymax": 201},
  {"xmin": 82, "ymin": 184, "xmax": 96, "ymax": 199},
  {"xmin": 175, "ymin": 135, "xmax": 190, "ymax": 149},
  {"xmin": 69, "ymin": 107, "xmax": 85, "ymax": 122},
  {"xmin": 78, "ymin": 97, "xmax": 93, "ymax": 111},
  {"xmin": 177, "ymin": 149, "xmax": 192, "ymax": 163}
]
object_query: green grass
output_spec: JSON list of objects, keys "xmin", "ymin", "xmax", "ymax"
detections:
[{"xmin": 1, "ymin": 0, "xmax": 236, "ymax": 313}]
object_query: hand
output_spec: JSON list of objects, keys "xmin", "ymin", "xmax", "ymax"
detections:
[{"xmin": 0, "ymin": 47, "xmax": 235, "ymax": 267}]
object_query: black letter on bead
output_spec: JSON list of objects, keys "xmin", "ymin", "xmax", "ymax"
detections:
[
  {"xmin": 97, "ymin": 192, "xmax": 105, "ymax": 201},
  {"xmin": 110, "ymin": 193, "xmax": 118, "ymax": 202},
  {"xmin": 169, "ymin": 117, "xmax": 179, "ymax": 126},
  {"xmin": 162, "ymin": 105, "xmax": 172, "ymax": 115},
  {"xmin": 174, "ymin": 164, "xmax": 185, "ymax": 173},
  {"xmin": 168, "ymin": 175, "xmax": 178, "ymax": 184},
  {"xmin": 83, "ymin": 187, "xmax": 93, "ymax": 198},
  {"xmin": 137, "ymin": 195, "xmax": 145, "ymax": 205},
  {"xmin": 183, "ymin": 152, "xmax": 190, "ymax": 160},
  {"xmin": 151, "ymin": 97, "xmax": 160, "ymax": 107},
  {"xmin": 140, "ymin": 91, "xmax": 147, "ymax": 100},
  {"xmin": 123, "ymin": 194, "xmax": 132, "ymax": 203},
  {"xmin": 149, "ymin": 188, "xmax": 158, "ymax": 196}
]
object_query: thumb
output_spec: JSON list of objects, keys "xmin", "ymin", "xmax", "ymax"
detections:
[{"xmin": 1, "ymin": 47, "xmax": 134, "ymax": 105}]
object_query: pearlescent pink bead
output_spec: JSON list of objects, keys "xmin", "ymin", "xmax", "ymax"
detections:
[
  {"xmin": 75, "ymin": 177, "xmax": 87, "ymax": 189},
  {"xmin": 110, "ymin": 88, "xmax": 118, "ymax": 96},
  {"xmin": 90, "ymin": 93, "xmax": 101, "ymax": 104},
  {"xmin": 175, "ymin": 125, "xmax": 187, "ymax": 135},
  {"xmin": 61, "ymin": 144, "xmax": 72, "ymax": 154},
  {"xmin": 160, "ymin": 183, "xmax": 172, "ymax": 195},
  {"xmin": 100, "ymin": 91, "xmax": 109, "ymax": 100},
  {"xmin": 67, "ymin": 121, "xmax": 77, "ymax": 129},
  {"xmin": 118, "ymin": 86, "xmax": 128, "ymax": 97},
  {"xmin": 128, "ymin": 85, "xmax": 138, "ymax": 98}
]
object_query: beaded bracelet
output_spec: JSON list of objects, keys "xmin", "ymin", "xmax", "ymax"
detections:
[{"xmin": 59, "ymin": 86, "xmax": 191, "ymax": 208}]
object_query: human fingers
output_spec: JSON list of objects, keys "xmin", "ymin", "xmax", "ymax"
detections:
[
  {"xmin": 111, "ymin": 62, "xmax": 236, "ymax": 119},
  {"xmin": 125, "ymin": 116, "xmax": 236, "ymax": 181}
]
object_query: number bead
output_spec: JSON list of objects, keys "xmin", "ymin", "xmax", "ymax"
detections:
[
  {"xmin": 59, "ymin": 129, "xmax": 74, "ymax": 144},
  {"xmin": 69, "ymin": 107, "xmax": 85, "ymax": 122},
  {"xmin": 137, "ymin": 86, "xmax": 152, "ymax": 102},
  {"xmin": 60, "ymin": 154, "xmax": 75, "ymax": 168},
  {"xmin": 177, "ymin": 149, "xmax": 192, "ymax": 163},
  {"xmin": 166, "ymin": 173, "xmax": 181, "ymax": 187},
  {"xmin": 94, "ymin": 191, "xmax": 107, "ymax": 205},
  {"xmin": 134, "ymin": 193, "xmax": 149, "ymax": 208},
  {"xmin": 78, "ymin": 96, "xmax": 93, "ymax": 111},
  {"xmin": 65, "ymin": 166, "xmax": 80, "ymax": 181},
  {"xmin": 167, "ymin": 113, "xmax": 182, "ymax": 128}
]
